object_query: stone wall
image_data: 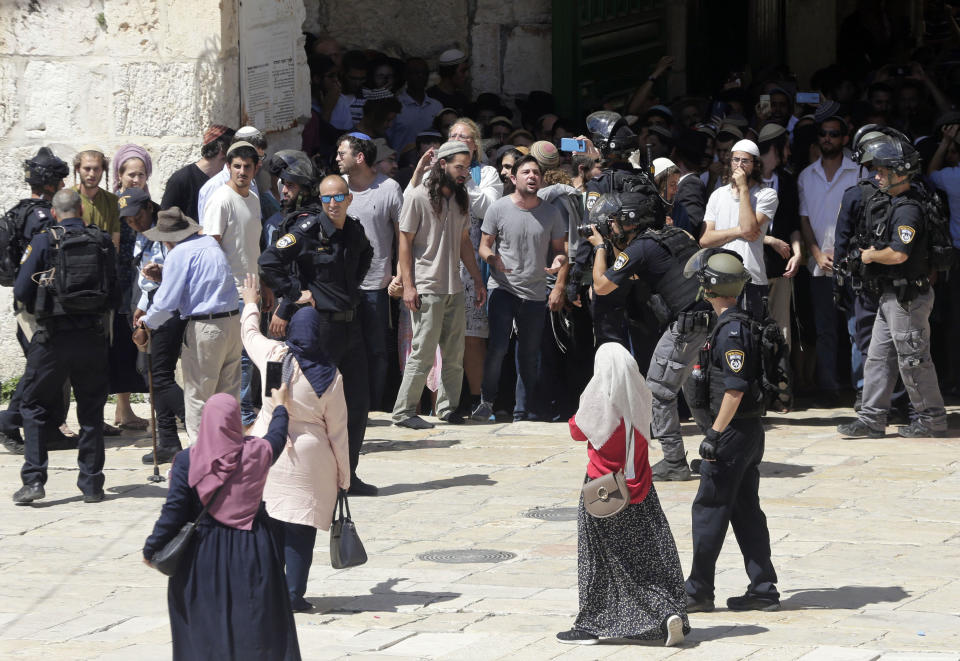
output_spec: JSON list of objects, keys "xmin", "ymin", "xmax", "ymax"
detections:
[
  {"xmin": 0, "ymin": 0, "xmax": 310, "ymax": 381},
  {"xmin": 303, "ymin": 0, "xmax": 553, "ymax": 107}
]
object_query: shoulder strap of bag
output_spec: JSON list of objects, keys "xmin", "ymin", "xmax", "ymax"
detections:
[
  {"xmin": 195, "ymin": 483, "xmax": 225, "ymax": 523},
  {"xmin": 623, "ymin": 422, "xmax": 636, "ymax": 480},
  {"xmin": 282, "ymin": 351, "xmax": 296, "ymax": 386}
]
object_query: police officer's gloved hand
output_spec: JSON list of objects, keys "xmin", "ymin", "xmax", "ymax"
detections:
[{"xmin": 699, "ymin": 428, "xmax": 721, "ymax": 461}]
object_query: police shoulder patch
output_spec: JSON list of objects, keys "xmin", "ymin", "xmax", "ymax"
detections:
[
  {"xmin": 586, "ymin": 192, "xmax": 600, "ymax": 210},
  {"xmin": 725, "ymin": 349, "xmax": 745, "ymax": 373},
  {"xmin": 897, "ymin": 225, "xmax": 916, "ymax": 244},
  {"xmin": 276, "ymin": 233, "xmax": 296, "ymax": 249},
  {"xmin": 19, "ymin": 244, "xmax": 31, "ymax": 264},
  {"xmin": 613, "ymin": 251, "xmax": 629, "ymax": 270}
]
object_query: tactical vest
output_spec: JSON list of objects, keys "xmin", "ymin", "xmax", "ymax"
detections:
[
  {"xmin": 701, "ymin": 312, "xmax": 765, "ymax": 419},
  {"xmin": 34, "ymin": 225, "xmax": 112, "ymax": 320},
  {"xmin": 641, "ymin": 226, "xmax": 700, "ymax": 319},
  {"xmin": 0, "ymin": 199, "xmax": 52, "ymax": 286},
  {"xmin": 863, "ymin": 188, "xmax": 930, "ymax": 284}
]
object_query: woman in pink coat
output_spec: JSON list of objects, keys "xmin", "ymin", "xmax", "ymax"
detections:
[{"xmin": 240, "ymin": 274, "xmax": 350, "ymax": 612}]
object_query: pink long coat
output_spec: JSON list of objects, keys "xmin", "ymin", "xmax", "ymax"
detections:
[{"xmin": 242, "ymin": 304, "xmax": 350, "ymax": 530}]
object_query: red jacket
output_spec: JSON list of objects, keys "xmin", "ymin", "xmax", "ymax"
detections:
[{"xmin": 570, "ymin": 416, "xmax": 652, "ymax": 504}]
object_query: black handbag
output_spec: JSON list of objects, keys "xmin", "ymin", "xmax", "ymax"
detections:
[
  {"xmin": 330, "ymin": 489, "xmax": 367, "ymax": 569},
  {"xmin": 151, "ymin": 485, "xmax": 223, "ymax": 576}
]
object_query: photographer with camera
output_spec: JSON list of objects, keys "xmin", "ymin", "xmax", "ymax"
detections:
[{"xmin": 585, "ymin": 190, "xmax": 710, "ymax": 481}]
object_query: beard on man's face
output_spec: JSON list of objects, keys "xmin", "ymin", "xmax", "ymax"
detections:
[{"xmin": 441, "ymin": 168, "xmax": 465, "ymax": 190}]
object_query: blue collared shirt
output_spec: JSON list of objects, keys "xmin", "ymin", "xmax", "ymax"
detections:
[
  {"xmin": 133, "ymin": 234, "xmax": 168, "ymax": 312},
  {"xmin": 141, "ymin": 233, "xmax": 239, "ymax": 329}
]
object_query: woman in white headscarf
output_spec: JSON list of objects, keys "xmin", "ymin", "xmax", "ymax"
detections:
[{"xmin": 556, "ymin": 342, "xmax": 689, "ymax": 647}]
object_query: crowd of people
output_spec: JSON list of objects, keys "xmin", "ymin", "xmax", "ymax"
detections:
[{"xmin": 2, "ymin": 13, "xmax": 960, "ymax": 655}]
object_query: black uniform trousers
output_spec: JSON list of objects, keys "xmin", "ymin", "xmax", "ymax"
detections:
[
  {"xmin": 685, "ymin": 418, "xmax": 778, "ymax": 601},
  {"xmin": 318, "ymin": 315, "xmax": 369, "ymax": 476},
  {"xmin": 0, "ymin": 324, "xmax": 67, "ymax": 440},
  {"xmin": 21, "ymin": 323, "xmax": 108, "ymax": 495},
  {"xmin": 149, "ymin": 315, "xmax": 187, "ymax": 450}
]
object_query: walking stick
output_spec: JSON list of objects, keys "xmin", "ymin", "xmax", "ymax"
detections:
[{"xmin": 139, "ymin": 332, "xmax": 165, "ymax": 484}]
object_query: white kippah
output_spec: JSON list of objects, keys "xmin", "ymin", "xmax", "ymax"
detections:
[{"xmin": 731, "ymin": 139, "xmax": 759, "ymax": 157}]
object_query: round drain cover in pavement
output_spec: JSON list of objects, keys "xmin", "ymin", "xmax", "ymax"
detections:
[
  {"xmin": 524, "ymin": 507, "xmax": 578, "ymax": 521},
  {"xmin": 417, "ymin": 549, "xmax": 516, "ymax": 563}
]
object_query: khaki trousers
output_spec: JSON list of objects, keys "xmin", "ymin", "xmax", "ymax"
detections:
[{"xmin": 180, "ymin": 315, "xmax": 242, "ymax": 442}]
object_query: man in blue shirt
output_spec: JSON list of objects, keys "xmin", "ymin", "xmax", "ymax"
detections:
[{"xmin": 133, "ymin": 207, "xmax": 240, "ymax": 442}]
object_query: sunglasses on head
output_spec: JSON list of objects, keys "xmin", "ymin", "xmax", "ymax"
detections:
[
  {"xmin": 819, "ymin": 129, "xmax": 842, "ymax": 138},
  {"xmin": 321, "ymin": 193, "xmax": 347, "ymax": 203}
]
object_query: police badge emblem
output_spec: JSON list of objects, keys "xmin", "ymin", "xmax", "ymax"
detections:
[
  {"xmin": 725, "ymin": 349, "xmax": 744, "ymax": 372},
  {"xmin": 276, "ymin": 233, "xmax": 296, "ymax": 249},
  {"xmin": 613, "ymin": 251, "xmax": 629, "ymax": 270},
  {"xmin": 897, "ymin": 225, "xmax": 915, "ymax": 244}
]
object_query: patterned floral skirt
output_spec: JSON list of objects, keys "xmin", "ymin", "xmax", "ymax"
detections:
[{"xmin": 574, "ymin": 485, "xmax": 691, "ymax": 639}]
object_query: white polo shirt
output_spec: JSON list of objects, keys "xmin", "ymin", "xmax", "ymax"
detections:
[{"xmin": 798, "ymin": 155, "xmax": 860, "ymax": 276}]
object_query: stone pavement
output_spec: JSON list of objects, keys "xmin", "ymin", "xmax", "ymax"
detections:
[{"xmin": 1, "ymin": 402, "xmax": 960, "ymax": 660}]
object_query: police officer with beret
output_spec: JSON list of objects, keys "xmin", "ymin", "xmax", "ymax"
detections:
[
  {"xmin": 258, "ymin": 173, "xmax": 377, "ymax": 495},
  {"xmin": 12, "ymin": 188, "xmax": 117, "ymax": 504},
  {"xmin": 683, "ymin": 249, "xmax": 779, "ymax": 613},
  {"xmin": 0, "ymin": 147, "xmax": 71, "ymax": 455},
  {"xmin": 837, "ymin": 132, "xmax": 948, "ymax": 438}
]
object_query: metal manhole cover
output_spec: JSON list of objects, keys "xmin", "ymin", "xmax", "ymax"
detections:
[
  {"xmin": 524, "ymin": 507, "xmax": 578, "ymax": 521},
  {"xmin": 417, "ymin": 549, "xmax": 516, "ymax": 564}
]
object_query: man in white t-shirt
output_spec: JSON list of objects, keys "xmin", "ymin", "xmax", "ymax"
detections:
[
  {"xmin": 201, "ymin": 141, "xmax": 263, "ymax": 426},
  {"xmin": 700, "ymin": 138, "xmax": 779, "ymax": 318},
  {"xmin": 337, "ymin": 134, "xmax": 404, "ymax": 411}
]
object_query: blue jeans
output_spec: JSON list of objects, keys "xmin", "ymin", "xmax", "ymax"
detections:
[
  {"xmin": 481, "ymin": 289, "xmax": 546, "ymax": 418},
  {"xmin": 359, "ymin": 288, "xmax": 390, "ymax": 411},
  {"xmin": 809, "ymin": 276, "xmax": 840, "ymax": 392}
]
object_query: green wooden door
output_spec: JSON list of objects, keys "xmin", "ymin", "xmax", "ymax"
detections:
[{"xmin": 553, "ymin": 0, "xmax": 669, "ymax": 120}]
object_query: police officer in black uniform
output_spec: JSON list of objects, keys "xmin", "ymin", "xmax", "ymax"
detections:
[
  {"xmin": 258, "ymin": 173, "xmax": 378, "ymax": 495},
  {"xmin": 837, "ymin": 132, "xmax": 948, "ymax": 438},
  {"xmin": 683, "ymin": 249, "xmax": 780, "ymax": 613},
  {"xmin": 0, "ymin": 147, "xmax": 71, "ymax": 455},
  {"xmin": 586, "ymin": 191, "xmax": 712, "ymax": 480},
  {"xmin": 12, "ymin": 188, "xmax": 117, "ymax": 504}
]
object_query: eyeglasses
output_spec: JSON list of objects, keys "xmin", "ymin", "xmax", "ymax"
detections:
[
  {"xmin": 321, "ymin": 194, "xmax": 347, "ymax": 203},
  {"xmin": 819, "ymin": 129, "xmax": 842, "ymax": 138},
  {"xmin": 730, "ymin": 157, "xmax": 754, "ymax": 165}
]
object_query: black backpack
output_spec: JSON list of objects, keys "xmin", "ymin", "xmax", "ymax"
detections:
[
  {"xmin": 39, "ymin": 225, "xmax": 112, "ymax": 317},
  {"xmin": 709, "ymin": 309, "xmax": 793, "ymax": 413},
  {"xmin": 906, "ymin": 182, "xmax": 954, "ymax": 273},
  {"xmin": 0, "ymin": 199, "xmax": 51, "ymax": 286}
]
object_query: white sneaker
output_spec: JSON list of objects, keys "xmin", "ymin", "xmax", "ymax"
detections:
[{"xmin": 664, "ymin": 614, "xmax": 684, "ymax": 647}]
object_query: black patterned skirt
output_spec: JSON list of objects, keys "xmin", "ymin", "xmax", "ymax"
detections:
[{"xmin": 574, "ymin": 484, "xmax": 691, "ymax": 639}]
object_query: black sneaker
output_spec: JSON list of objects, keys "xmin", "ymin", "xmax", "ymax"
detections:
[
  {"xmin": 684, "ymin": 593, "xmax": 714, "ymax": 613},
  {"xmin": 555, "ymin": 628, "xmax": 598, "ymax": 645},
  {"xmin": 47, "ymin": 431, "xmax": 79, "ymax": 451},
  {"xmin": 898, "ymin": 421, "xmax": 946, "ymax": 438},
  {"xmin": 651, "ymin": 458, "xmax": 693, "ymax": 482},
  {"xmin": 440, "ymin": 410, "xmax": 465, "ymax": 425},
  {"xmin": 395, "ymin": 415, "xmax": 435, "ymax": 430},
  {"xmin": 726, "ymin": 593, "xmax": 780, "ymax": 611},
  {"xmin": 837, "ymin": 420, "xmax": 884, "ymax": 438},
  {"xmin": 0, "ymin": 430, "xmax": 24, "ymax": 455},
  {"xmin": 83, "ymin": 491, "xmax": 105, "ymax": 504},
  {"xmin": 348, "ymin": 477, "xmax": 378, "ymax": 496},
  {"xmin": 142, "ymin": 446, "xmax": 181, "ymax": 465},
  {"xmin": 290, "ymin": 595, "xmax": 312, "ymax": 612},
  {"xmin": 13, "ymin": 482, "xmax": 45, "ymax": 504}
]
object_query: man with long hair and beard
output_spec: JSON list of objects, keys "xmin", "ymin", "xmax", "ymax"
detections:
[{"xmin": 390, "ymin": 141, "xmax": 486, "ymax": 429}]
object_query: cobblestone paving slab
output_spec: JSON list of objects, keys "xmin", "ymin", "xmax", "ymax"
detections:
[{"xmin": 1, "ymin": 402, "xmax": 959, "ymax": 659}]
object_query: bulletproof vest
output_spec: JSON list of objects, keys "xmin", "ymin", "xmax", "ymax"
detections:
[
  {"xmin": 855, "ymin": 180, "xmax": 880, "ymax": 238},
  {"xmin": 703, "ymin": 312, "xmax": 765, "ymax": 419},
  {"xmin": 34, "ymin": 225, "xmax": 112, "ymax": 320},
  {"xmin": 864, "ymin": 188, "xmax": 931, "ymax": 282},
  {"xmin": 0, "ymin": 199, "xmax": 51, "ymax": 286},
  {"xmin": 639, "ymin": 227, "xmax": 700, "ymax": 319}
]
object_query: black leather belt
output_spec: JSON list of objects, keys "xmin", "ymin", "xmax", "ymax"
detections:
[
  {"xmin": 186, "ymin": 309, "xmax": 240, "ymax": 321},
  {"xmin": 316, "ymin": 308, "xmax": 356, "ymax": 322}
]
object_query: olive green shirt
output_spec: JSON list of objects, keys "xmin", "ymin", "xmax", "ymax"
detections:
[{"xmin": 75, "ymin": 185, "xmax": 120, "ymax": 235}]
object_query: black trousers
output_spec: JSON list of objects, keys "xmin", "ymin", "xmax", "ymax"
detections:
[
  {"xmin": 685, "ymin": 418, "xmax": 778, "ymax": 601},
  {"xmin": 269, "ymin": 516, "xmax": 318, "ymax": 599},
  {"xmin": 21, "ymin": 325, "xmax": 108, "ymax": 495},
  {"xmin": 319, "ymin": 316, "xmax": 369, "ymax": 477},
  {"xmin": 0, "ymin": 324, "xmax": 67, "ymax": 439},
  {"xmin": 149, "ymin": 315, "xmax": 187, "ymax": 449}
]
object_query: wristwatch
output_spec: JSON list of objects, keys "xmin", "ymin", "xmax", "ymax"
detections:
[{"xmin": 592, "ymin": 244, "xmax": 607, "ymax": 256}]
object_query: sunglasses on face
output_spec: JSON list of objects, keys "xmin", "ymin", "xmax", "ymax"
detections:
[
  {"xmin": 321, "ymin": 193, "xmax": 347, "ymax": 203},
  {"xmin": 819, "ymin": 129, "xmax": 842, "ymax": 138}
]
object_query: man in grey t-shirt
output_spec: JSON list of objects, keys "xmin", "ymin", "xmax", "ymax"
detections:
[
  {"xmin": 475, "ymin": 154, "xmax": 567, "ymax": 422},
  {"xmin": 338, "ymin": 135, "xmax": 403, "ymax": 411}
]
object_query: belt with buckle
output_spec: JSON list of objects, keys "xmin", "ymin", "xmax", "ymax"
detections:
[{"xmin": 186, "ymin": 309, "xmax": 240, "ymax": 321}]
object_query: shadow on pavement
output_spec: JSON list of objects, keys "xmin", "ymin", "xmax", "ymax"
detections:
[
  {"xmin": 377, "ymin": 473, "xmax": 496, "ymax": 496},
  {"xmin": 307, "ymin": 578, "xmax": 459, "ymax": 613},
  {"xmin": 361, "ymin": 438, "xmax": 461, "ymax": 454},
  {"xmin": 681, "ymin": 624, "xmax": 769, "ymax": 644},
  {"xmin": 107, "ymin": 483, "xmax": 170, "ymax": 498},
  {"xmin": 780, "ymin": 585, "xmax": 910, "ymax": 610},
  {"xmin": 759, "ymin": 462, "xmax": 814, "ymax": 478},
  {"xmin": 768, "ymin": 416, "xmax": 856, "ymax": 427}
]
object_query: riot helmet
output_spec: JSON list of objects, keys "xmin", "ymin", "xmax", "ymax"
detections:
[
  {"xmin": 684, "ymin": 248, "xmax": 749, "ymax": 298},
  {"xmin": 869, "ymin": 135, "xmax": 920, "ymax": 180},
  {"xmin": 24, "ymin": 147, "xmax": 69, "ymax": 187},
  {"xmin": 586, "ymin": 110, "xmax": 638, "ymax": 154}
]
